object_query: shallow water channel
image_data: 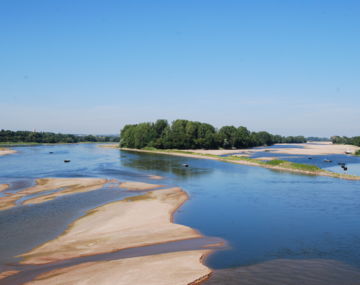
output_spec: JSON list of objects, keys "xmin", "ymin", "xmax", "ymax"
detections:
[{"xmin": 1, "ymin": 144, "xmax": 360, "ymax": 284}]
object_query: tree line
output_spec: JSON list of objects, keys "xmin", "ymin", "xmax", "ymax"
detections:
[
  {"xmin": 0, "ymin": 130, "xmax": 119, "ymax": 144},
  {"xmin": 120, "ymin": 119, "xmax": 306, "ymax": 149},
  {"xmin": 331, "ymin": 136, "xmax": 360, "ymax": 147}
]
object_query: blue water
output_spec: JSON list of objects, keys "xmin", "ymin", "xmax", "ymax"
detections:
[{"xmin": 1, "ymin": 144, "xmax": 360, "ymax": 278}]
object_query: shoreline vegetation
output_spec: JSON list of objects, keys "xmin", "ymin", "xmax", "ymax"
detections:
[
  {"xmin": 118, "ymin": 147, "xmax": 360, "ymax": 181},
  {"xmin": 0, "ymin": 129, "xmax": 119, "ymax": 144}
]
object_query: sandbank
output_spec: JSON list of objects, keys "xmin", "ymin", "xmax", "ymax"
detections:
[
  {"xmin": 119, "ymin": 181, "xmax": 162, "ymax": 191},
  {"xmin": 0, "ymin": 148, "xmax": 16, "ymax": 156},
  {"xmin": 21, "ymin": 187, "xmax": 201, "ymax": 264},
  {"xmin": 25, "ymin": 250, "xmax": 211, "ymax": 285},
  {"xmin": 0, "ymin": 178, "xmax": 107, "ymax": 211},
  {"xmin": 0, "ymin": 184, "xmax": 9, "ymax": 192},
  {"xmin": 149, "ymin": 175, "xmax": 164, "ymax": 180},
  {"xmin": 0, "ymin": 270, "xmax": 20, "ymax": 280}
]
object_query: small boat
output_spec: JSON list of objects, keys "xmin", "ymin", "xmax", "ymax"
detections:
[
  {"xmin": 49, "ymin": 152, "xmax": 54, "ymax": 154},
  {"xmin": 345, "ymin": 150, "xmax": 352, "ymax": 154},
  {"xmin": 323, "ymin": 159, "xmax": 332, "ymax": 163},
  {"xmin": 342, "ymin": 166, "xmax": 348, "ymax": 171},
  {"xmin": 64, "ymin": 160, "xmax": 71, "ymax": 163},
  {"xmin": 182, "ymin": 163, "xmax": 189, "ymax": 167},
  {"xmin": 308, "ymin": 157, "xmax": 312, "ymax": 160},
  {"xmin": 338, "ymin": 162, "xmax": 346, "ymax": 166}
]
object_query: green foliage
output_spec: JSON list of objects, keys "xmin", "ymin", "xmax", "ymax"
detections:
[
  {"xmin": 120, "ymin": 119, "xmax": 307, "ymax": 149},
  {"xmin": 0, "ymin": 130, "xmax": 119, "ymax": 144},
  {"xmin": 331, "ymin": 136, "xmax": 360, "ymax": 147},
  {"xmin": 355, "ymin": 150, "xmax": 360, "ymax": 156}
]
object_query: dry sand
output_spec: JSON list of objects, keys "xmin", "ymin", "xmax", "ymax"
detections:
[
  {"xmin": 0, "ymin": 178, "xmax": 107, "ymax": 211},
  {"xmin": 0, "ymin": 148, "xmax": 16, "ymax": 156},
  {"xmin": 20, "ymin": 187, "xmax": 201, "ymax": 264},
  {"xmin": 119, "ymin": 181, "xmax": 162, "ymax": 191},
  {"xmin": 25, "ymin": 250, "xmax": 211, "ymax": 285}
]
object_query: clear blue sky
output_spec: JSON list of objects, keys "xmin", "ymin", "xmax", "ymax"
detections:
[{"xmin": 1, "ymin": 0, "xmax": 359, "ymax": 136}]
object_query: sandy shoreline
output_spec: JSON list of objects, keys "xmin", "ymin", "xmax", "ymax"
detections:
[
  {"xmin": 20, "ymin": 187, "xmax": 203, "ymax": 264},
  {"xmin": 10, "ymin": 184, "xmax": 215, "ymax": 285},
  {"xmin": 0, "ymin": 148, "xmax": 16, "ymax": 156},
  {"xmin": 0, "ymin": 178, "xmax": 108, "ymax": 211},
  {"xmin": 0, "ymin": 184, "xmax": 9, "ymax": 192}
]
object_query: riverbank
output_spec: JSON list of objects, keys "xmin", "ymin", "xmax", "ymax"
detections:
[
  {"xmin": 120, "ymin": 147, "xmax": 360, "ymax": 181},
  {"xmin": 0, "ymin": 148, "xmax": 16, "ymax": 156}
]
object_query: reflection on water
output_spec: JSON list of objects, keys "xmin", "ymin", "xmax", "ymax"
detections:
[
  {"xmin": 121, "ymin": 151, "xmax": 213, "ymax": 178},
  {"xmin": 205, "ymin": 258, "xmax": 360, "ymax": 285},
  {"xmin": 1, "ymin": 144, "xmax": 360, "ymax": 284}
]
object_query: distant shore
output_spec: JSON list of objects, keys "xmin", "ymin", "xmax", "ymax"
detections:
[{"xmin": 118, "ymin": 145, "xmax": 360, "ymax": 181}]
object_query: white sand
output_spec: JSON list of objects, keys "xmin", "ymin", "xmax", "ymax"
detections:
[{"xmin": 21, "ymin": 187, "xmax": 201, "ymax": 264}]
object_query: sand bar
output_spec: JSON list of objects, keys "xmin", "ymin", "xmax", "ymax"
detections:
[
  {"xmin": 0, "ymin": 178, "xmax": 107, "ymax": 211},
  {"xmin": 25, "ymin": 250, "xmax": 211, "ymax": 285},
  {"xmin": 0, "ymin": 184, "xmax": 9, "ymax": 192},
  {"xmin": 21, "ymin": 187, "xmax": 201, "ymax": 264},
  {"xmin": 119, "ymin": 181, "xmax": 162, "ymax": 191},
  {"xmin": 0, "ymin": 270, "xmax": 20, "ymax": 281},
  {"xmin": 0, "ymin": 148, "xmax": 16, "ymax": 156}
]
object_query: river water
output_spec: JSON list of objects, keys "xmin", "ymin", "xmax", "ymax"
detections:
[{"xmin": 1, "ymin": 144, "xmax": 360, "ymax": 284}]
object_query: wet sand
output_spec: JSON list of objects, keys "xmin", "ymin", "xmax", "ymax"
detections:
[
  {"xmin": 25, "ymin": 250, "xmax": 211, "ymax": 285},
  {"xmin": 0, "ymin": 271, "xmax": 19, "ymax": 281},
  {"xmin": 0, "ymin": 184, "xmax": 9, "ymax": 192},
  {"xmin": 20, "ymin": 187, "xmax": 202, "ymax": 264},
  {"xmin": 0, "ymin": 148, "xmax": 16, "ymax": 156},
  {"xmin": 119, "ymin": 181, "xmax": 162, "ymax": 190},
  {"xmin": 0, "ymin": 178, "xmax": 107, "ymax": 211}
]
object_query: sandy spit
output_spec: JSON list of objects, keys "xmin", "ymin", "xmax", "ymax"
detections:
[
  {"xmin": 0, "ymin": 184, "xmax": 9, "ymax": 192},
  {"xmin": 20, "ymin": 187, "xmax": 202, "ymax": 264},
  {"xmin": 0, "ymin": 270, "xmax": 20, "ymax": 280},
  {"xmin": 0, "ymin": 148, "xmax": 16, "ymax": 156},
  {"xmin": 0, "ymin": 178, "xmax": 107, "ymax": 211},
  {"xmin": 119, "ymin": 181, "xmax": 162, "ymax": 191},
  {"xmin": 24, "ymin": 250, "xmax": 211, "ymax": 285}
]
